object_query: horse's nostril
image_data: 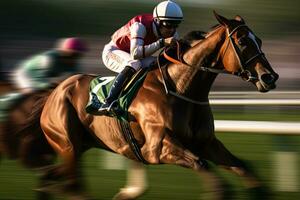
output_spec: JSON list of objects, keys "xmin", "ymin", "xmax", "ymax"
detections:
[{"xmin": 260, "ymin": 73, "xmax": 274, "ymax": 85}]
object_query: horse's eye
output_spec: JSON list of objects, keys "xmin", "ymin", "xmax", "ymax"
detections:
[{"xmin": 238, "ymin": 37, "xmax": 247, "ymax": 46}]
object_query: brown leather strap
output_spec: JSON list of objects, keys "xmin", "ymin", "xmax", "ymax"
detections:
[
  {"xmin": 163, "ymin": 41, "xmax": 184, "ymax": 65},
  {"xmin": 163, "ymin": 51, "xmax": 182, "ymax": 65}
]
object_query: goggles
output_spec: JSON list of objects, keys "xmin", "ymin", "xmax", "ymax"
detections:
[{"xmin": 161, "ymin": 20, "xmax": 181, "ymax": 29}]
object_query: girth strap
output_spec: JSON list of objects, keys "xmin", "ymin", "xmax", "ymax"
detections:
[{"xmin": 119, "ymin": 120, "xmax": 148, "ymax": 164}]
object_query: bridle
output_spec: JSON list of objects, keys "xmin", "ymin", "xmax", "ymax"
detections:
[
  {"xmin": 222, "ymin": 24, "xmax": 265, "ymax": 82},
  {"xmin": 161, "ymin": 24, "xmax": 266, "ymax": 81},
  {"xmin": 157, "ymin": 23, "xmax": 266, "ymax": 104}
]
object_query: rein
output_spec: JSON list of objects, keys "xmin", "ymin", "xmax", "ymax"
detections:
[
  {"xmin": 162, "ymin": 41, "xmax": 233, "ymax": 75},
  {"xmin": 157, "ymin": 48, "xmax": 210, "ymax": 105},
  {"xmin": 157, "ymin": 37, "xmax": 233, "ymax": 105},
  {"xmin": 157, "ymin": 24, "xmax": 265, "ymax": 104}
]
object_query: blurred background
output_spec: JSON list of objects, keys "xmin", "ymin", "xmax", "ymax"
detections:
[{"xmin": 0, "ymin": 0, "xmax": 299, "ymax": 199}]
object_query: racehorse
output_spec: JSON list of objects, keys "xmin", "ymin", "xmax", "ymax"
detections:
[
  {"xmin": 0, "ymin": 80, "xmax": 57, "ymax": 199},
  {"xmin": 27, "ymin": 12, "xmax": 279, "ymax": 200}
]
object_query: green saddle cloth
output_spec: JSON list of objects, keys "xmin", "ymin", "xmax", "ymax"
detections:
[{"xmin": 88, "ymin": 68, "xmax": 148, "ymax": 120}]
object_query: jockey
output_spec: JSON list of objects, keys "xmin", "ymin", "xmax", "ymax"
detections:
[
  {"xmin": 0, "ymin": 37, "xmax": 87, "ymax": 121},
  {"xmin": 12, "ymin": 37, "xmax": 87, "ymax": 93},
  {"xmin": 88, "ymin": 0, "xmax": 184, "ymax": 114}
]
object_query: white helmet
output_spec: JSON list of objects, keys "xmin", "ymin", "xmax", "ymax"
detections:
[{"xmin": 153, "ymin": 0, "xmax": 183, "ymax": 22}]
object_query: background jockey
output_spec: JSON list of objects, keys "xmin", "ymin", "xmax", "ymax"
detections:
[
  {"xmin": 86, "ymin": 0, "xmax": 184, "ymax": 114},
  {"xmin": 12, "ymin": 37, "xmax": 87, "ymax": 93},
  {"xmin": 0, "ymin": 37, "xmax": 87, "ymax": 120}
]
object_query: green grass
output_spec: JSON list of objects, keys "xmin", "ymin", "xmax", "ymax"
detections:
[{"xmin": 0, "ymin": 112, "xmax": 299, "ymax": 199}]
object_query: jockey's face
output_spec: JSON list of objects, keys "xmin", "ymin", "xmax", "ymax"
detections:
[
  {"xmin": 60, "ymin": 51, "xmax": 82, "ymax": 65},
  {"xmin": 158, "ymin": 20, "xmax": 180, "ymax": 38}
]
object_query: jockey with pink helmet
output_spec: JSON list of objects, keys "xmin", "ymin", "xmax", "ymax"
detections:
[
  {"xmin": 12, "ymin": 37, "xmax": 87, "ymax": 93},
  {"xmin": 58, "ymin": 37, "xmax": 87, "ymax": 53},
  {"xmin": 87, "ymin": 0, "xmax": 184, "ymax": 114}
]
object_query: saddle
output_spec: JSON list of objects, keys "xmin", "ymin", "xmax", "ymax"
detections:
[{"xmin": 87, "ymin": 68, "xmax": 148, "ymax": 120}]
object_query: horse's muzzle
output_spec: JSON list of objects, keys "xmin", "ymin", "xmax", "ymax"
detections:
[{"xmin": 256, "ymin": 72, "xmax": 278, "ymax": 92}]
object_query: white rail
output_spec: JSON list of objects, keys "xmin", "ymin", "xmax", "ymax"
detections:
[
  {"xmin": 210, "ymin": 96, "xmax": 300, "ymax": 135},
  {"xmin": 210, "ymin": 91, "xmax": 300, "ymax": 95},
  {"xmin": 215, "ymin": 120, "xmax": 300, "ymax": 135},
  {"xmin": 210, "ymin": 99, "xmax": 300, "ymax": 105}
]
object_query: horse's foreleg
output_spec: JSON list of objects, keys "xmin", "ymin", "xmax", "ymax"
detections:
[
  {"xmin": 159, "ymin": 135, "xmax": 230, "ymax": 200},
  {"xmin": 40, "ymin": 139, "xmax": 92, "ymax": 200},
  {"xmin": 34, "ymin": 165, "xmax": 61, "ymax": 200},
  {"xmin": 41, "ymin": 103, "xmax": 91, "ymax": 199},
  {"xmin": 201, "ymin": 138, "xmax": 271, "ymax": 199},
  {"xmin": 113, "ymin": 161, "xmax": 148, "ymax": 200}
]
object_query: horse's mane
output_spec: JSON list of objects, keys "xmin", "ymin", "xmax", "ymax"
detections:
[
  {"xmin": 170, "ymin": 30, "xmax": 207, "ymax": 51},
  {"xmin": 154, "ymin": 30, "xmax": 207, "ymax": 67},
  {"xmin": 182, "ymin": 30, "xmax": 207, "ymax": 44}
]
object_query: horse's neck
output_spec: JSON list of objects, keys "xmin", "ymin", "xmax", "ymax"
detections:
[{"xmin": 167, "ymin": 27, "xmax": 225, "ymax": 98}]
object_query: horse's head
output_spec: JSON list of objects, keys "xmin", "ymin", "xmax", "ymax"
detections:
[{"xmin": 214, "ymin": 11, "xmax": 279, "ymax": 92}]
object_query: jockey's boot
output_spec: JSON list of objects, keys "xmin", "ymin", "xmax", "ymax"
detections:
[
  {"xmin": 98, "ymin": 66, "xmax": 136, "ymax": 114},
  {"xmin": 85, "ymin": 92, "xmax": 102, "ymax": 115}
]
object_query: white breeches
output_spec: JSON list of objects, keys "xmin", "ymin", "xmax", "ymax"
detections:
[
  {"xmin": 102, "ymin": 41, "xmax": 156, "ymax": 73},
  {"xmin": 12, "ymin": 68, "xmax": 34, "ymax": 91}
]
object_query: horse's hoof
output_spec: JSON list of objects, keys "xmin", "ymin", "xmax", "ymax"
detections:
[
  {"xmin": 35, "ymin": 192, "xmax": 52, "ymax": 200},
  {"xmin": 34, "ymin": 182, "xmax": 63, "ymax": 194},
  {"xmin": 213, "ymin": 184, "xmax": 235, "ymax": 200},
  {"xmin": 113, "ymin": 193, "xmax": 134, "ymax": 200},
  {"xmin": 35, "ymin": 186, "xmax": 94, "ymax": 200},
  {"xmin": 248, "ymin": 186, "xmax": 272, "ymax": 200},
  {"xmin": 112, "ymin": 185, "xmax": 147, "ymax": 200},
  {"xmin": 67, "ymin": 194, "xmax": 94, "ymax": 200}
]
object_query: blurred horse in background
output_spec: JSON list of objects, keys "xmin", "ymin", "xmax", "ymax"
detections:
[
  {"xmin": 0, "ymin": 80, "xmax": 57, "ymax": 199},
  {"xmin": 2, "ymin": 12, "xmax": 279, "ymax": 200},
  {"xmin": 0, "ymin": 80, "xmax": 14, "ymax": 94}
]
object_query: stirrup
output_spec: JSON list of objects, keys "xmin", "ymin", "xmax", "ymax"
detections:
[
  {"xmin": 98, "ymin": 100, "xmax": 118, "ymax": 114},
  {"xmin": 85, "ymin": 93, "xmax": 102, "ymax": 114}
]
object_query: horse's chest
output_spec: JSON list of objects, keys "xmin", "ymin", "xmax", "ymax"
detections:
[{"xmin": 171, "ymin": 106, "xmax": 214, "ymax": 139}]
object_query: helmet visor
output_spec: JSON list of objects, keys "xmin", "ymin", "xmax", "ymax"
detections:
[{"xmin": 161, "ymin": 20, "xmax": 181, "ymax": 29}]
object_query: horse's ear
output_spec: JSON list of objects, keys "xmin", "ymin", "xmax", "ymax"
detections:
[
  {"xmin": 235, "ymin": 15, "xmax": 245, "ymax": 24},
  {"xmin": 213, "ymin": 10, "xmax": 230, "ymax": 26}
]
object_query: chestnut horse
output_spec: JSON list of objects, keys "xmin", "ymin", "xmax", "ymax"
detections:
[
  {"xmin": 37, "ymin": 12, "xmax": 278, "ymax": 200},
  {"xmin": 0, "ymin": 82, "xmax": 57, "ymax": 200},
  {"xmin": 0, "ymin": 88, "xmax": 54, "ymax": 162}
]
